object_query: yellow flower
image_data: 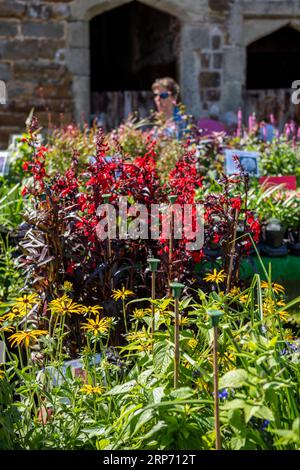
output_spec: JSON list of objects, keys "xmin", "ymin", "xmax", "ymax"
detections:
[
  {"xmin": 277, "ymin": 300, "xmax": 286, "ymax": 307},
  {"xmin": 111, "ymin": 286, "xmax": 134, "ymax": 301},
  {"xmin": 239, "ymin": 294, "xmax": 249, "ymax": 304},
  {"xmin": 178, "ymin": 316, "xmax": 189, "ymax": 326},
  {"xmin": 261, "ymin": 281, "xmax": 285, "ymax": 295},
  {"xmin": 136, "ymin": 341, "xmax": 153, "ymax": 352},
  {"xmin": 187, "ymin": 338, "xmax": 198, "ymax": 350},
  {"xmin": 0, "ymin": 313, "xmax": 15, "ymax": 323},
  {"xmin": 81, "ymin": 315, "xmax": 110, "ymax": 337},
  {"xmin": 80, "ymin": 384, "xmax": 105, "ymax": 395},
  {"xmin": 228, "ymin": 286, "xmax": 240, "ymax": 297},
  {"xmin": 49, "ymin": 295, "xmax": 84, "ymax": 316},
  {"xmin": 284, "ymin": 329, "xmax": 294, "ymax": 341},
  {"xmin": 131, "ymin": 308, "xmax": 147, "ymax": 320},
  {"xmin": 126, "ymin": 331, "xmax": 149, "ymax": 342},
  {"xmin": 0, "ymin": 369, "xmax": 4, "ymax": 380},
  {"xmin": 14, "ymin": 293, "xmax": 39, "ymax": 311},
  {"xmin": 82, "ymin": 305, "xmax": 103, "ymax": 316},
  {"xmin": 63, "ymin": 281, "xmax": 73, "ymax": 293},
  {"xmin": 263, "ymin": 299, "xmax": 275, "ymax": 315},
  {"xmin": 8, "ymin": 329, "xmax": 48, "ymax": 348},
  {"xmin": 0, "ymin": 325, "xmax": 14, "ymax": 334},
  {"xmin": 203, "ymin": 269, "xmax": 226, "ymax": 285}
]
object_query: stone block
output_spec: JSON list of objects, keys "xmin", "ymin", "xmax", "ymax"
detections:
[
  {"xmin": 201, "ymin": 52, "xmax": 211, "ymax": 68},
  {"xmin": 209, "ymin": 0, "xmax": 232, "ymax": 11},
  {"xmin": 2, "ymin": 39, "xmax": 40, "ymax": 60},
  {"xmin": 199, "ymin": 71, "xmax": 220, "ymax": 88},
  {"xmin": 22, "ymin": 21, "xmax": 65, "ymax": 39},
  {"xmin": 189, "ymin": 27, "xmax": 210, "ymax": 49},
  {"xmin": 0, "ymin": 21, "xmax": 18, "ymax": 37},
  {"xmin": 220, "ymin": 80, "xmax": 243, "ymax": 113},
  {"xmin": 13, "ymin": 61, "xmax": 66, "ymax": 82},
  {"xmin": 38, "ymin": 40, "xmax": 66, "ymax": 60},
  {"xmin": 50, "ymin": 4, "xmax": 71, "ymax": 20},
  {"xmin": 0, "ymin": 112, "xmax": 28, "ymax": 127},
  {"xmin": 0, "ymin": 1, "xmax": 26, "ymax": 19},
  {"xmin": 72, "ymin": 75, "xmax": 90, "ymax": 123},
  {"xmin": 213, "ymin": 53, "xmax": 223, "ymax": 69},
  {"xmin": 0, "ymin": 63, "xmax": 12, "ymax": 82},
  {"xmin": 223, "ymin": 47, "xmax": 245, "ymax": 81},
  {"xmin": 25, "ymin": 4, "xmax": 52, "ymax": 20},
  {"xmin": 66, "ymin": 48, "xmax": 90, "ymax": 76},
  {"xmin": 212, "ymin": 35, "xmax": 221, "ymax": 49},
  {"xmin": 68, "ymin": 21, "xmax": 89, "ymax": 48},
  {"xmin": 206, "ymin": 89, "xmax": 220, "ymax": 101}
]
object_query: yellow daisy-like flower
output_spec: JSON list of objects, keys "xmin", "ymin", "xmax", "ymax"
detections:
[
  {"xmin": 239, "ymin": 294, "xmax": 249, "ymax": 304},
  {"xmin": 263, "ymin": 299, "xmax": 275, "ymax": 315},
  {"xmin": 0, "ymin": 369, "xmax": 5, "ymax": 380},
  {"xmin": 8, "ymin": 329, "xmax": 48, "ymax": 348},
  {"xmin": 14, "ymin": 293, "xmax": 39, "ymax": 310},
  {"xmin": 0, "ymin": 325, "xmax": 14, "ymax": 334},
  {"xmin": 82, "ymin": 305, "xmax": 103, "ymax": 316},
  {"xmin": 63, "ymin": 281, "xmax": 73, "ymax": 293},
  {"xmin": 261, "ymin": 281, "xmax": 285, "ymax": 295},
  {"xmin": 284, "ymin": 329, "xmax": 294, "ymax": 341},
  {"xmin": 178, "ymin": 316, "xmax": 189, "ymax": 327},
  {"xmin": 203, "ymin": 269, "xmax": 226, "ymax": 285},
  {"xmin": 277, "ymin": 300, "xmax": 286, "ymax": 307},
  {"xmin": 111, "ymin": 286, "xmax": 134, "ymax": 301},
  {"xmin": 187, "ymin": 338, "xmax": 198, "ymax": 350},
  {"xmin": 136, "ymin": 341, "xmax": 153, "ymax": 352},
  {"xmin": 81, "ymin": 315, "xmax": 110, "ymax": 337},
  {"xmin": 126, "ymin": 331, "xmax": 149, "ymax": 342},
  {"xmin": 228, "ymin": 286, "xmax": 240, "ymax": 297},
  {"xmin": 49, "ymin": 295, "xmax": 84, "ymax": 316},
  {"xmin": 131, "ymin": 308, "xmax": 147, "ymax": 320},
  {"xmin": 80, "ymin": 384, "xmax": 105, "ymax": 395}
]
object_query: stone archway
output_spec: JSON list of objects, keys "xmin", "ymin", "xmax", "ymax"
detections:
[
  {"xmin": 244, "ymin": 24, "xmax": 300, "ymax": 126},
  {"xmin": 68, "ymin": 0, "xmax": 196, "ymax": 124}
]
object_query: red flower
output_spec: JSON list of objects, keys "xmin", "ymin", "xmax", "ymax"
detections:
[{"xmin": 230, "ymin": 197, "xmax": 241, "ymax": 211}]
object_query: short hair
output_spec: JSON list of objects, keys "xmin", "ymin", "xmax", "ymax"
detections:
[{"xmin": 152, "ymin": 77, "xmax": 180, "ymax": 99}]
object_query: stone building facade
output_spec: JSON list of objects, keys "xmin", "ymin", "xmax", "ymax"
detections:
[{"xmin": 0, "ymin": 0, "xmax": 300, "ymax": 148}]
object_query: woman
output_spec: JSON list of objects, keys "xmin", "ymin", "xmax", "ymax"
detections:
[{"xmin": 151, "ymin": 77, "xmax": 190, "ymax": 139}]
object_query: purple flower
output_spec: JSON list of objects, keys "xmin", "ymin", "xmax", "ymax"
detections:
[
  {"xmin": 218, "ymin": 388, "xmax": 229, "ymax": 400},
  {"xmin": 261, "ymin": 420, "xmax": 270, "ymax": 431}
]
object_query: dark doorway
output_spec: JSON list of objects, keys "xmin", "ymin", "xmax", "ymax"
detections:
[
  {"xmin": 245, "ymin": 26, "xmax": 300, "ymax": 126},
  {"xmin": 247, "ymin": 26, "xmax": 300, "ymax": 90},
  {"xmin": 90, "ymin": 1, "xmax": 180, "ymax": 128}
]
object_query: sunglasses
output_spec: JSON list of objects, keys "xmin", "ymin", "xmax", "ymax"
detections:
[{"xmin": 153, "ymin": 92, "xmax": 171, "ymax": 100}]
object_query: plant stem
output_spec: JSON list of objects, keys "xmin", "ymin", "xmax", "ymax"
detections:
[
  {"xmin": 174, "ymin": 298, "xmax": 179, "ymax": 388},
  {"xmin": 213, "ymin": 325, "xmax": 221, "ymax": 450}
]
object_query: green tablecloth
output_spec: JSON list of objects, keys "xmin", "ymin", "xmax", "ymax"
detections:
[{"xmin": 240, "ymin": 255, "xmax": 300, "ymax": 297}]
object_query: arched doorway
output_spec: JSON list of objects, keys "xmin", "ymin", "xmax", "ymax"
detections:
[
  {"xmin": 90, "ymin": 1, "xmax": 180, "ymax": 129},
  {"xmin": 245, "ymin": 26, "xmax": 300, "ymax": 126}
]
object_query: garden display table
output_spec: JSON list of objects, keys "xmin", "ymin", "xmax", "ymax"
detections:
[{"xmin": 240, "ymin": 255, "xmax": 300, "ymax": 297}]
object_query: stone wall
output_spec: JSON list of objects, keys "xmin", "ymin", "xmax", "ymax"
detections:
[
  {"xmin": 0, "ymin": 0, "xmax": 300, "ymax": 148},
  {"xmin": 0, "ymin": 0, "xmax": 73, "ymax": 148}
]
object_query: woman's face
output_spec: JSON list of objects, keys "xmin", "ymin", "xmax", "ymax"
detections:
[{"xmin": 153, "ymin": 85, "xmax": 175, "ymax": 116}]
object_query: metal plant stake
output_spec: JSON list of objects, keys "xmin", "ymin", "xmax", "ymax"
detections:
[
  {"xmin": 207, "ymin": 308, "xmax": 224, "ymax": 450},
  {"xmin": 147, "ymin": 258, "xmax": 160, "ymax": 336},
  {"xmin": 170, "ymin": 282, "xmax": 185, "ymax": 388}
]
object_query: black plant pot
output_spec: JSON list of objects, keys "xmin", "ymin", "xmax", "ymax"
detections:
[{"xmin": 265, "ymin": 219, "xmax": 286, "ymax": 248}]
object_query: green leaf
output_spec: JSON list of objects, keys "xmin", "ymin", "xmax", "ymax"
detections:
[
  {"xmin": 153, "ymin": 341, "xmax": 172, "ymax": 375},
  {"xmin": 105, "ymin": 380, "xmax": 136, "ymax": 395},
  {"xmin": 219, "ymin": 369, "xmax": 248, "ymax": 389},
  {"xmin": 152, "ymin": 387, "xmax": 164, "ymax": 404},
  {"xmin": 221, "ymin": 399, "xmax": 246, "ymax": 410}
]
